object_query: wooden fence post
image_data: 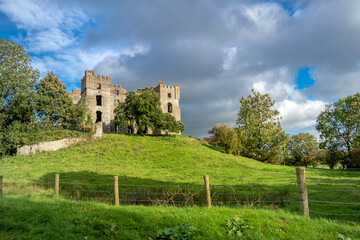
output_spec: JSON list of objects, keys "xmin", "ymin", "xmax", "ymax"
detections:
[
  {"xmin": 0, "ymin": 176, "xmax": 3, "ymax": 196},
  {"xmin": 296, "ymin": 167, "xmax": 309, "ymax": 217},
  {"xmin": 204, "ymin": 175, "xmax": 211, "ymax": 208},
  {"xmin": 55, "ymin": 174, "xmax": 59, "ymax": 198},
  {"xmin": 114, "ymin": 176, "xmax": 119, "ymax": 206}
]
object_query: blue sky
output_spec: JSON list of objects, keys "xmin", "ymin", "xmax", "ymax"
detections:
[{"xmin": 1, "ymin": 0, "xmax": 360, "ymax": 138}]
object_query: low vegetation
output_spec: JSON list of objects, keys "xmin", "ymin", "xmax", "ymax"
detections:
[{"xmin": 0, "ymin": 196, "xmax": 358, "ymax": 240}]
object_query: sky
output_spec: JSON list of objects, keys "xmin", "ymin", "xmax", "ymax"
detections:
[{"xmin": 1, "ymin": 0, "xmax": 360, "ymax": 139}]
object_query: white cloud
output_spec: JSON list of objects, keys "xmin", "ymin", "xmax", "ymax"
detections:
[
  {"xmin": 0, "ymin": 0, "xmax": 89, "ymax": 52},
  {"xmin": 278, "ymin": 99, "xmax": 326, "ymax": 131},
  {"xmin": 252, "ymin": 79, "xmax": 327, "ymax": 132},
  {"xmin": 222, "ymin": 47, "xmax": 237, "ymax": 70}
]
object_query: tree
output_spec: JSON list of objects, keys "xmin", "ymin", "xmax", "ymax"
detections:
[
  {"xmin": 207, "ymin": 124, "xmax": 242, "ymax": 155},
  {"xmin": 236, "ymin": 89, "xmax": 285, "ymax": 162},
  {"xmin": 286, "ymin": 133, "xmax": 319, "ymax": 167},
  {"xmin": 36, "ymin": 72, "xmax": 74, "ymax": 126},
  {"xmin": 316, "ymin": 93, "xmax": 360, "ymax": 168},
  {"xmin": 159, "ymin": 113, "xmax": 184, "ymax": 134},
  {"xmin": 0, "ymin": 38, "xmax": 39, "ymax": 155},
  {"xmin": 0, "ymin": 38, "xmax": 39, "ymax": 127},
  {"xmin": 36, "ymin": 72, "xmax": 92, "ymax": 131},
  {"xmin": 115, "ymin": 88, "xmax": 184, "ymax": 134}
]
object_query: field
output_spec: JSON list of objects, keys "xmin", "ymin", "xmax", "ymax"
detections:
[
  {"xmin": 0, "ymin": 134, "xmax": 359, "ymax": 239},
  {"xmin": 0, "ymin": 196, "xmax": 358, "ymax": 240}
]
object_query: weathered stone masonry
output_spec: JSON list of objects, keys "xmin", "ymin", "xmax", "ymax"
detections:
[{"xmin": 69, "ymin": 70, "xmax": 181, "ymax": 133}]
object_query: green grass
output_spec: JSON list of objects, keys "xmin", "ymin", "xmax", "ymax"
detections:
[
  {"xmin": 0, "ymin": 134, "xmax": 359, "ymax": 224},
  {"xmin": 0, "ymin": 196, "xmax": 358, "ymax": 240}
]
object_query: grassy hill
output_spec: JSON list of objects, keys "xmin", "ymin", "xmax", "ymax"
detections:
[{"xmin": 0, "ymin": 134, "xmax": 359, "ymax": 239}]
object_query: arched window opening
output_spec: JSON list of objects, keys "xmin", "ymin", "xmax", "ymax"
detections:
[
  {"xmin": 96, "ymin": 111, "xmax": 102, "ymax": 122},
  {"xmin": 168, "ymin": 103, "xmax": 173, "ymax": 113},
  {"xmin": 97, "ymin": 83, "xmax": 101, "ymax": 89},
  {"xmin": 96, "ymin": 95, "xmax": 102, "ymax": 106}
]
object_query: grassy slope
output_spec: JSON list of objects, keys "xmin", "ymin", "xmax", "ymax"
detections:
[
  {"xmin": 0, "ymin": 134, "xmax": 359, "ymax": 232},
  {"xmin": 0, "ymin": 196, "xmax": 358, "ymax": 240}
]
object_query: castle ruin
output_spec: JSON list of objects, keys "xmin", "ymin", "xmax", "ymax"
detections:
[{"xmin": 69, "ymin": 70, "xmax": 181, "ymax": 133}]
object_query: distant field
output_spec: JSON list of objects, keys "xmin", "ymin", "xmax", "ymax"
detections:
[{"xmin": 0, "ymin": 134, "xmax": 359, "ymax": 223}]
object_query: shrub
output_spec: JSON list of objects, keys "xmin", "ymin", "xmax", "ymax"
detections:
[
  {"xmin": 207, "ymin": 124, "xmax": 242, "ymax": 155},
  {"xmin": 225, "ymin": 217, "xmax": 253, "ymax": 237},
  {"xmin": 156, "ymin": 223, "xmax": 199, "ymax": 240}
]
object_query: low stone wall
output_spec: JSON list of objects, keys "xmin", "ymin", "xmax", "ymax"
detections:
[{"xmin": 17, "ymin": 138, "xmax": 82, "ymax": 156}]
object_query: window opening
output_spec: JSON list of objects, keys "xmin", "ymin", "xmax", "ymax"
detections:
[
  {"xmin": 96, "ymin": 111, "xmax": 102, "ymax": 122},
  {"xmin": 168, "ymin": 103, "xmax": 172, "ymax": 113},
  {"xmin": 96, "ymin": 95, "xmax": 102, "ymax": 106},
  {"xmin": 115, "ymin": 90, "xmax": 119, "ymax": 95},
  {"xmin": 97, "ymin": 83, "xmax": 101, "ymax": 89},
  {"xmin": 168, "ymin": 93, "xmax": 171, "ymax": 98}
]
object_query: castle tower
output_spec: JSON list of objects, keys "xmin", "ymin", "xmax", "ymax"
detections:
[
  {"xmin": 153, "ymin": 80, "xmax": 181, "ymax": 122},
  {"xmin": 81, "ymin": 70, "xmax": 114, "ymax": 133}
]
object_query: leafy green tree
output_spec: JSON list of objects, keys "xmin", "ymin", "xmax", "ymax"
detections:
[
  {"xmin": 0, "ymin": 38, "xmax": 39, "ymax": 155},
  {"xmin": 207, "ymin": 124, "xmax": 242, "ymax": 155},
  {"xmin": 36, "ymin": 72, "xmax": 74, "ymax": 126},
  {"xmin": 36, "ymin": 72, "xmax": 93, "ymax": 132},
  {"xmin": 159, "ymin": 113, "xmax": 184, "ymax": 134},
  {"xmin": 316, "ymin": 93, "xmax": 360, "ymax": 168},
  {"xmin": 236, "ymin": 89, "xmax": 285, "ymax": 162},
  {"xmin": 0, "ymin": 38, "xmax": 39, "ymax": 127},
  {"xmin": 115, "ymin": 88, "xmax": 184, "ymax": 134},
  {"xmin": 286, "ymin": 133, "xmax": 319, "ymax": 167},
  {"xmin": 307, "ymin": 149, "xmax": 327, "ymax": 168}
]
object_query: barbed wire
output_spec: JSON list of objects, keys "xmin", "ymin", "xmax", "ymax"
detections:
[
  {"xmin": 4, "ymin": 181, "xmax": 53, "ymax": 185},
  {"xmin": 211, "ymin": 182, "xmax": 297, "ymax": 187},
  {"xmin": 307, "ymin": 189, "xmax": 359, "ymax": 193},
  {"xmin": 210, "ymin": 173, "xmax": 292, "ymax": 179},
  {"xmin": 59, "ymin": 182, "xmax": 113, "ymax": 186},
  {"xmin": 212, "ymin": 200, "xmax": 294, "ymax": 203},
  {"xmin": 308, "ymin": 199, "xmax": 360, "ymax": 205},
  {"xmin": 63, "ymin": 196, "xmax": 112, "ymax": 200},
  {"xmin": 309, "ymin": 210, "xmax": 360, "ymax": 216},
  {"xmin": 306, "ymin": 168, "xmax": 360, "ymax": 171}
]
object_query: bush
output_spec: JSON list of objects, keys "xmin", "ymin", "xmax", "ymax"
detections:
[
  {"xmin": 156, "ymin": 223, "xmax": 199, "ymax": 240},
  {"xmin": 226, "ymin": 217, "xmax": 253, "ymax": 237},
  {"xmin": 207, "ymin": 124, "xmax": 242, "ymax": 155}
]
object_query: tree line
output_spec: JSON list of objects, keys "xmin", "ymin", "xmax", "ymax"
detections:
[{"xmin": 205, "ymin": 89, "xmax": 360, "ymax": 169}]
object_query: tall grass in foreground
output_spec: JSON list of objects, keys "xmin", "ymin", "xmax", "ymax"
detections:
[{"xmin": 0, "ymin": 196, "xmax": 358, "ymax": 240}]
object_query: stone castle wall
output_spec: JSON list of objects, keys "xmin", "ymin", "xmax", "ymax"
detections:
[{"xmin": 69, "ymin": 70, "xmax": 180, "ymax": 133}]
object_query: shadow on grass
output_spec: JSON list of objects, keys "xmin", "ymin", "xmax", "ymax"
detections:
[
  {"xmin": 200, "ymin": 142, "xmax": 227, "ymax": 154},
  {"xmin": 36, "ymin": 171, "xmax": 296, "ymax": 210}
]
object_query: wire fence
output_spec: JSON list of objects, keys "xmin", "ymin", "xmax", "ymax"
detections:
[{"xmin": 0, "ymin": 167, "xmax": 359, "ymax": 224}]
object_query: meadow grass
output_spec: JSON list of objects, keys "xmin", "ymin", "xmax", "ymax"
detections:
[
  {"xmin": 0, "ymin": 134, "xmax": 359, "ymax": 224},
  {"xmin": 0, "ymin": 196, "xmax": 358, "ymax": 240}
]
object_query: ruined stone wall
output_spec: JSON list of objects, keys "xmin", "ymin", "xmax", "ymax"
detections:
[
  {"xmin": 69, "ymin": 70, "xmax": 180, "ymax": 134},
  {"xmin": 81, "ymin": 70, "xmax": 113, "ymax": 132},
  {"xmin": 153, "ymin": 81, "xmax": 181, "ymax": 122},
  {"xmin": 69, "ymin": 90, "xmax": 81, "ymax": 104}
]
